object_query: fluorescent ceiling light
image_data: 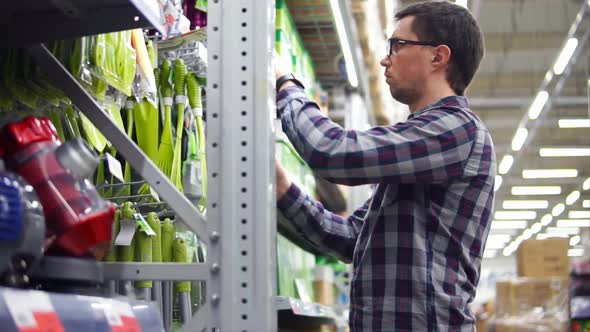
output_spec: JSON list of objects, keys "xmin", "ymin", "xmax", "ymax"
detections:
[
  {"xmin": 494, "ymin": 175, "xmax": 502, "ymax": 192},
  {"xmin": 522, "ymin": 169, "xmax": 578, "ymax": 179},
  {"xmin": 498, "ymin": 155, "xmax": 514, "ymax": 175},
  {"xmin": 455, "ymin": 0, "xmax": 468, "ymax": 8},
  {"xmin": 540, "ymin": 148, "xmax": 590, "ymax": 157},
  {"xmin": 329, "ymin": 0, "xmax": 359, "ymax": 87},
  {"xmin": 566, "ymin": 190, "xmax": 581, "ymax": 205},
  {"xmin": 558, "ymin": 119, "xmax": 590, "ymax": 128},
  {"xmin": 583, "ymin": 177, "xmax": 590, "ymax": 190},
  {"xmin": 530, "ymin": 222, "xmax": 542, "ymax": 233},
  {"xmin": 584, "ymin": 200, "xmax": 590, "ymax": 208},
  {"xmin": 511, "ymin": 128, "xmax": 528, "ymax": 151},
  {"xmin": 552, "ymin": 203, "xmax": 565, "ymax": 217},
  {"xmin": 570, "ymin": 235, "xmax": 581, "ymax": 246},
  {"xmin": 553, "ymin": 38, "xmax": 579, "ymax": 75},
  {"xmin": 569, "ymin": 211, "xmax": 590, "ymax": 219},
  {"xmin": 495, "ymin": 211, "xmax": 537, "ymax": 220},
  {"xmin": 568, "ymin": 248, "xmax": 584, "ymax": 257},
  {"xmin": 541, "ymin": 214, "xmax": 553, "ymax": 226},
  {"xmin": 491, "ymin": 220, "xmax": 528, "ymax": 229},
  {"xmin": 556, "ymin": 219, "xmax": 590, "ymax": 228},
  {"xmin": 503, "ymin": 247, "xmax": 513, "ymax": 257},
  {"xmin": 487, "ymin": 234, "xmax": 512, "ymax": 243},
  {"xmin": 547, "ymin": 227, "xmax": 580, "ymax": 235},
  {"xmin": 511, "ymin": 186, "xmax": 562, "ymax": 195},
  {"xmin": 502, "ymin": 200, "xmax": 548, "ymax": 210},
  {"xmin": 528, "ymin": 91, "xmax": 549, "ymax": 120},
  {"xmin": 537, "ymin": 234, "xmax": 568, "ymax": 240},
  {"xmin": 522, "ymin": 229, "xmax": 533, "ymax": 240},
  {"xmin": 483, "ymin": 249, "xmax": 497, "ymax": 259},
  {"xmin": 485, "ymin": 241, "xmax": 510, "ymax": 250}
]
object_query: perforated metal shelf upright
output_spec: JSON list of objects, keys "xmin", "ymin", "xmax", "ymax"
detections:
[{"xmin": 2, "ymin": 0, "xmax": 277, "ymax": 331}]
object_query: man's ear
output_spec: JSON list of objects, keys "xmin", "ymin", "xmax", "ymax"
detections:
[{"xmin": 432, "ymin": 45, "xmax": 452, "ymax": 69}]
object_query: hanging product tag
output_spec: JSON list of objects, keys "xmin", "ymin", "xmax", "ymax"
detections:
[
  {"xmin": 105, "ymin": 153, "xmax": 125, "ymax": 183},
  {"xmin": 3, "ymin": 289, "xmax": 65, "ymax": 332},
  {"xmin": 115, "ymin": 219, "xmax": 137, "ymax": 246},
  {"xmin": 134, "ymin": 213, "xmax": 156, "ymax": 236}
]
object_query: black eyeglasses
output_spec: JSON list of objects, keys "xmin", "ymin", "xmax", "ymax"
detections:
[{"xmin": 386, "ymin": 38, "xmax": 440, "ymax": 57}]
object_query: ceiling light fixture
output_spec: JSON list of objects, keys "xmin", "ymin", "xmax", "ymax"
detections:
[
  {"xmin": 528, "ymin": 91, "xmax": 549, "ymax": 120},
  {"xmin": 556, "ymin": 219, "xmax": 590, "ymax": 228},
  {"xmin": 502, "ymin": 200, "xmax": 549, "ymax": 210},
  {"xmin": 569, "ymin": 211, "xmax": 590, "ymax": 219},
  {"xmin": 512, "ymin": 128, "xmax": 528, "ymax": 151},
  {"xmin": 539, "ymin": 148, "xmax": 590, "ymax": 157},
  {"xmin": 547, "ymin": 227, "xmax": 580, "ymax": 235},
  {"xmin": 552, "ymin": 203, "xmax": 565, "ymax": 217},
  {"xmin": 583, "ymin": 177, "xmax": 590, "ymax": 190},
  {"xmin": 522, "ymin": 169, "xmax": 578, "ymax": 179},
  {"xmin": 541, "ymin": 214, "xmax": 553, "ymax": 226},
  {"xmin": 494, "ymin": 175, "xmax": 503, "ymax": 192},
  {"xmin": 537, "ymin": 234, "xmax": 567, "ymax": 240},
  {"xmin": 566, "ymin": 190, "xmax": 581, "ymax": 205},
  {"xmin": 570, "ymin": 235, "xmax": 581, "ymax": 246},
  {"xmin": 584, "ymin": 200, "xmax": 590, "ymax": 208},
  {"xmin": 522, "ymin": 229, "xmax": 533, "ymax": 240},
  {"xmin": 329, "ymin": 0, "xmax": 359, "ymax": 87},
  {"xmin": 498, "ymin": 155, "xmax": 514, "ymax": 175},
  {"xmin": 553, "ymin": 38, "xmax": 579, "ymax": 75},
  {"xmin": 568, "ymin": 248, "xmax": 584, "ymax": 257},
  {"xmin": 495, "ymin": 211, "xmax": 537, "ymax": 220},
  {"xmin": 491, "ymin": 220, "xmax": 528, "ymax": 229},
  {"xmin": 511, "ymin": 186, "xmax": 562, "ymax": 195},
  {"xmin": 530, "ymin": 222, "xmax": 542, "ymax": 233},
  {"xmin": 558, "ymin": 119, "xmax": 590, "ymax": 128}
]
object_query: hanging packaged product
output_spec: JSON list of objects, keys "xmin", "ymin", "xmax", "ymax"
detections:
[{"xmin": 0, "ymin": 116, "xmax": 115, "ymax": 259}]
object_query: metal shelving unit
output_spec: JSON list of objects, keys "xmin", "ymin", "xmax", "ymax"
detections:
[
  {"xmin": 3, "ymin": 0, "xmax": 276, "ymax": 331},
  {"xmin": 276, "ymin": 296, "xmax": 338, "ymax": 329}
]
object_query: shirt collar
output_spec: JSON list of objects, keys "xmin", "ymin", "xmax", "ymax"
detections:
[{"xmin": 407, "ymin": 95, "xmax": 469, "ymax": 119}]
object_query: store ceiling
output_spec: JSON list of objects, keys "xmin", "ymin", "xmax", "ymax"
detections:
[{"xmin": 288, "ymin": 0, "xmax": 589, "ymax": 258}]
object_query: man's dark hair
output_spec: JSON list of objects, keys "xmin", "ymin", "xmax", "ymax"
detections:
[{"xmin": 395, "ymin": 1, "xmax": 484, "ymax": 95}]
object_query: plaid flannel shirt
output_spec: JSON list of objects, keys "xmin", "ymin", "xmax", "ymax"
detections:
[{"xmin": 277, "ymin": 86, "xmax": 496, "ymax": 331}]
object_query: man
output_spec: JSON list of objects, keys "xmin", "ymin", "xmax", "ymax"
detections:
[{"xmin": 275, "ymin": 1, "xmax": 495, "ymax": 331}]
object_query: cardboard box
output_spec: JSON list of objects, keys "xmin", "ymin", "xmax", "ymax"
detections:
[
  {"xmin": 492, "ymin": 319, "xmax": 568, "ymax": 332},
  {"xmin": 517, "ymin": 238, "xmax": 569, "ymax": 278},
  {"xmin": 495, "ymin": 277, "xmax": 569, "ymax": 316}
]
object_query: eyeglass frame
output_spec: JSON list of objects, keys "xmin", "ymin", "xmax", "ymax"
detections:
[{"xmin": 386, "ymin": 38, "xmax": 441, "ymax": 57}]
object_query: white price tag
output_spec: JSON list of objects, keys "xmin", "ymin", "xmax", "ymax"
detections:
[{"xmin": 106, "ymin": 153, "xmax": 125, "ymax": 183}]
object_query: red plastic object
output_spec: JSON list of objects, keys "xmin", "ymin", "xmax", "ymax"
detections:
[{"xmin": 0, "ymin": 116, "xmax": 114, "ymax": 257}]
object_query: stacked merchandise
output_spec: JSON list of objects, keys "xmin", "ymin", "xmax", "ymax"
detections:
[
  {"xmin": 275, "ymin": 0, "xmax": 350, "ymax": 309},
  {"xmin": 490, "ymin": 238, "xmax": 571, "ymax": 332},
  {"xmin": 0, "ymin": 1, "xmax": 210, "ymax": 329},
  {"xmin": 275, "ymin": 0, "xmax": 328, "ymax": 305}
]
